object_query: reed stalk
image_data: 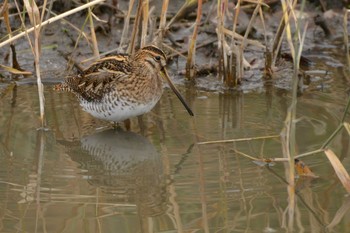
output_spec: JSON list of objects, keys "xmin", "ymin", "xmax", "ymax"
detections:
[
  {"xmin": 344, "ymin": 10, "xmax": 350, "ymax": 71},
  {"xmin": 186, "ymin": 0, "xmax": 203, "ymax": 80},
  {"xmin": 228, "ymin": 0, "xmax": 240, "ymax": 87},
  {"xmin": 118, "ymin": 0, "xmax": 135, "ymax": 52},
  {"xmin": 217, "ymin": 0, "xmax": 235, "ymax": 87},
  {"xmin": 279, "ymin": 0, "xmax": 307, "ymax": 229},
  {"xmin": 21, "ymin": 0, "xmax": 45, "ymax": 127},
  {"xmin": 141, "ymin": 0, "xmax": 149, "ymax": 47},
  {"xmin": 266, "ymin": 0, "xmax": 297, "ymax": 74},
  {"xmin": 87, "ymin": 4, "xmax": 100, "ymax": 59},
  {"xmin": 238, "ymin": 0, "xmax": 263, "ymax": 81},
  {"xmin": 157, "ymin": 0, "xmax": 169, "ymax": 44},
  {"xmin": 129, "ymin": 0, "xmax": 143, "ymax": 54}
]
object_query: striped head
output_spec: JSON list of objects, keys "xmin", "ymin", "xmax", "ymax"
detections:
[
  {"xmin": 134, "ymin": 45, "xmax": 167, "ymax": 71},
  {"xmin": 134, "ymin": 45, "xmax": 194, "ymax": 116}
]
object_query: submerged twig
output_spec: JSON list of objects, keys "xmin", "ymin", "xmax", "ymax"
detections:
[{"xmin": 197, "ymin": 135, "xmax": 279, "ymax": 145}]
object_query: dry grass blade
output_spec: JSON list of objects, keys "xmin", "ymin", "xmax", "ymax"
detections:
[
  {"xmin": 0, "ymin": 64, "xmax": 32, "ymax": 75},
  {"xmin": 166, "ymin": 0, "xmax": 199, "ymax": 29},
  {"xmin": 324, "ymin": 149, "xmax": 350, "ymax": 193},
  {"xmin": 0, "ymin": 0, "xmax": 105, "ymax": 48},
  {"xmin": 222, "ymin": 27, "xmax": 265, "ymax": 48},
  {"xmin": 23, "ymin": 0, "xmax": 40, "ymax": 26}
]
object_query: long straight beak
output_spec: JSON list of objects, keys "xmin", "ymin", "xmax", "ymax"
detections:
[{"xmin": 161, "ymin": 68, "xmax": 194, "ymax": 116}]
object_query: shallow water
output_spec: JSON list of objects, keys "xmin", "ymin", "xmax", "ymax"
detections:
[{"xmin": 1, "ymin": 68, "xmax": 350, "ymax": 232}]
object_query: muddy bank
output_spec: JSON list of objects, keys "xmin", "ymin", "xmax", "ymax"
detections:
[{"xmin": 0, "ymin": 1, "xmax": 349, "ymax": 93}]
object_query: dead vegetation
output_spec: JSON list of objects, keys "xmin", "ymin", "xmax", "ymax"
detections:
[{"xmin": 1, "ymin": 0, "xmax": 350, "ymax": 231}]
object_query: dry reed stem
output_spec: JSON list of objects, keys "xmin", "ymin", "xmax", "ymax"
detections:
[
  {"xmin": 0, "ymin": 0, "xmax": 105, "ymax": 48},
  {"xmin": 186, "ymin": 0, "xmax": 203, "ymax": 80},
  {"xmin": 88, "ymin": 5, "xmax": 100, "ymax": 58},
  {"xmin": 279, "ymin": 0, "xmax": 307, "ymax": 228},
  {"xmin": 324, "ymin": 149, "xmax": 350, "ymax": 193},
  {"xmin": 232, "ymin": 149, "xmax": 264, "ymax": 161},
  {"xmin": 166, "ymin": 0, "xmax": 198, "ymax": 29},
  {"xmin": 0, "ymin": 1, "xmax": 8, "ymax": 17},
  {"xmin": 157, "ymin": 0, "xmax": 169, "ymax": 44},
  {"xmin": 216, "ymin": 0, "xmax": 234, "ymax": 86},
  {"xmin": 344, "ymin": 10, "xmax": 350, "ymax": 71},
  {"xmin": 118, "ymin": 0, "xmax": 135, "ymax": 52},
  {"xmin": 48, "ymin": 10, "xmax": 91, "ymax": 44},
  {"xmin": 129, "ymin": 0, "xmax": 143, "ymax": 54},
  {"xmin": 2, "ymin": 1, "xmax": 11, "ymax": 37},
  {"xmin": 237, "ymin": 0, "xmax": 264, "ymax": 79},
  {"xmin": 322, "ymin": 124, "xmax": 343, "ymax": 149},
  {"xmin": 228, "ymin": 0, "xmax": 240, "ymax": 86},
  {"xmin": 221, "ymin": 27, "xmax": 265, "ymax": 48},
  {"xmin": 22, "ymin": 0, "xmax": 45, "ymax": 127},
  {"xmin": 65, "ymin": 14, "xmax": 92, "ymax": 71},
  {"xmin": 259, "ymin": 6, "xmax": 268, "ymax": 46},
  {"xmin": 270, "ymin": 1, "xmax": 298, "ymax": 68},
  {"xmin": 140, "ymin": 0, "xmax": 149, "ymax": 47}
]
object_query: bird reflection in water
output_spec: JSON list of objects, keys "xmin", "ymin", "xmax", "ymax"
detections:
[{"xmin": 65, "ymin": 129, "xmax": 167, "ymax": 219}]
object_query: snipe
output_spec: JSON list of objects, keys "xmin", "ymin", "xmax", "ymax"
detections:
[{"xmin": 55, "ymin": 45, "xmax": 193, "ymax": 122}]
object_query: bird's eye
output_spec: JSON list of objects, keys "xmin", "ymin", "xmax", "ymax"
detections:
[{"xmin": 154, "ymin": 56, "xmax": 161, "ymax": 61}]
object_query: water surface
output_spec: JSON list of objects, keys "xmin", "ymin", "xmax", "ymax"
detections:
[{"xmin": 1, "ymin": 70, "xmax": 350, "ymax": 233}]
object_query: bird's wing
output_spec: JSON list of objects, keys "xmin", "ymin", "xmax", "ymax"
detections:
[
  {"xmin": 83, "ymin": 55, "xmax": 131, "ymax": 75},
  {"xmin": 65, "ymin": 56, "xmax": 132, "ymax": 102}
]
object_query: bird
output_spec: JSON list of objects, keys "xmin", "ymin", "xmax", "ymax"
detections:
[{"xmin": 54, "ymin": 45, "xmax": 193, "ymax": 123}]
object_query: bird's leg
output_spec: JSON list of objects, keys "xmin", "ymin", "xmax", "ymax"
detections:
[
  {"xmin": 112, "ymin": 121, "xmax": 119, "ymax": 129},
  {"xmin": 124, "ymin": 119, "xmax": 131, "ymax": 131},
  {"xmin": 137, "ymin": 115, "xmax": 145, "ymax": 135}
]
